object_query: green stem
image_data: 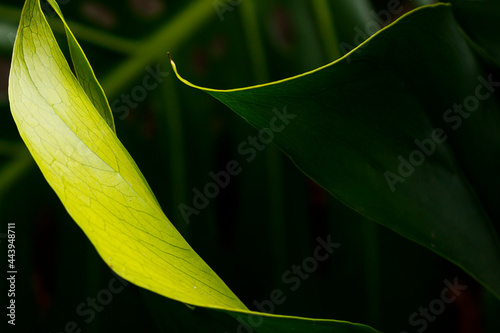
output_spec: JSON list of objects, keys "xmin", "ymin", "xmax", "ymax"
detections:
[
  {"xmin": 240, "ymin": 0, "xmax": 269, "ymax": 83},
  {"xmin": 290, "ymin": 0, "xmax": 324, "ymax": 70},
  {"xmin": 0, "ymin": 5, "xmax": 21, "ymax": 24},
  {"xmin": 240, "ymin": 1, "xmax": 286, "ymax": 275},
  {"xmin": 0, "ymin": 4, "xmax": 138, "ymax": 54},
  {"xmin": 101, "ymin": 0, "xmax": 217, "ymax": 99},
  {"xmin": 49, "ymin": 18, "xmax": 138, "ymax": 54},
  {"xmin": 311, "ymin": 0, "xmax": 342, "ymax": 61}
]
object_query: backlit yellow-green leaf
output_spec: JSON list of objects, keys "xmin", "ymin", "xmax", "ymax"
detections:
[{"xmin": 9, "ymin": 0, "xmax": 245, "ymax": 311}]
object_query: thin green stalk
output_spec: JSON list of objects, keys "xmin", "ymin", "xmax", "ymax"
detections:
[
  {"xmin": 240, "ymin": 1, "xmax": 287, "ymax": 275},
  {"xmin": 311, "ymin": 0, "xmax": 342, "ymax": 61},
  {"xmin": 48, "ymin": 18, "xmax": 138, "ymax": 54},
  {"xmin": 240, "ymin": 0, "xmax": 269, "ymax": 84},
  {"xmin": 101, "ymin": 0, "xmax": 217, "ymax": 99},
  {"xmin": 0, "ymin": 4, "xmax": 138, "ymax": 54},
  {"xmin": 290, "ymin": 0, "xmax": 324, "ymax": 70},
  {"xmin": 0, "ymin": 5, "xmax": 22, "ymax": 25}
]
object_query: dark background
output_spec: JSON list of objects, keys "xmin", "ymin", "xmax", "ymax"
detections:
[{"xmin": 0, "ymin": 0, "xmax": 499, "ymax": 332}]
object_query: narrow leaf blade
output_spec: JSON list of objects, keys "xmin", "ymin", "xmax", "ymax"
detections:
[
  {"xmin": 9, "ymin": 0, "xmax": 245, "ymax": 310},
  {"xmin": 46, "ymin": 0, "xmax": 115, "ymax": 131}
]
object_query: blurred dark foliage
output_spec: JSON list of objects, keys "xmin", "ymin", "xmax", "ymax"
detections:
[{"xmin": 0, "ymin": 0, "xmax": 498, "ymax": 332}]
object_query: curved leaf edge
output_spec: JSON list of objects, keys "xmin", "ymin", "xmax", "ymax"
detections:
[{"xmin": 169, "ymin": 3, "xmax": 449, "ymax": 93}]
